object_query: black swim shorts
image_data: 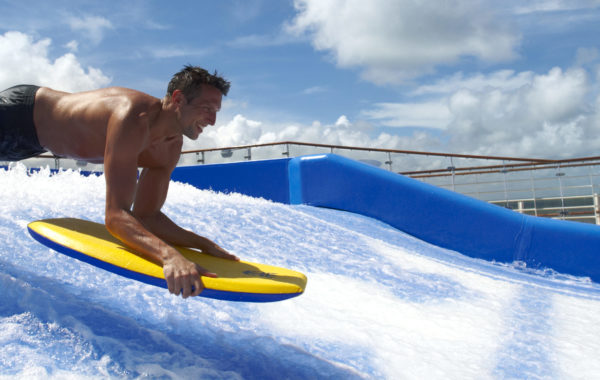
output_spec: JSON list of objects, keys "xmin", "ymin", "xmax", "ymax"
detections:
[{"xmin": 0, "ymin": 84, "xmax": 47, "ymax": 161}]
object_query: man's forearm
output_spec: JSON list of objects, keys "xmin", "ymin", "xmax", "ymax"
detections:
[
  {"xmin": 106, "ymin": 208, "xmax": 216, "ymax": 298},
  {"xmin": 105, "ymin": 208, "xmax": 180, "ymax": 265},
  {"xmin": 135, "ymin": 211, "xmax": 219, "ymax": 251},
  {"xmin": 135, "ymin": 211, "xmax": 238, "ymax": 261}
]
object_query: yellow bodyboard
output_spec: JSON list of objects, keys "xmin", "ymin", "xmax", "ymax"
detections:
[{"xmin": 28, "ymin": 218, "xmax": 307, "ymax": 302}]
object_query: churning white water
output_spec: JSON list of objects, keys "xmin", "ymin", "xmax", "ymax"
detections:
[{"xmin": 1, "ymin": 164, "xmax": 600, "ymax": 379}]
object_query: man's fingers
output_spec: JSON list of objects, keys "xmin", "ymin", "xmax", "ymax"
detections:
[
  {"xmin": 165, "ymin": 268, "xmax": 196, "ymax": 297},
  {"xmin": 215, "ymin": 250, "xmax": 239, "ymax": 261},
  {"xmin": 221, "ymin": 251, "xmax": 240, "ymax": 261},
  {"xmin": 206, "ymin": 246, "xmax": 240, "ymax": 261},
  {"xmin": 227, "ymin": 253, "xmax": 240, "ymax": 261},
  {"xmin": 172, "ymin": 274, "xmax": 183, "ymax": 296},
  {"xmin": 181, "ymin": 275, "xmax": 193, "ymax": 299},
  {"xmin": 191, "ymin": 277, "xmax": 204, "ymax": 297},
  {"xmin": 164, "ymin": 262, "xmax": 216, "ymax": 298},
  {"xmin": 196, "ymin": 264, "xmax": 218, "ymax": 278},
  {"xmin": 165, "ymin": 270, "xmax": 176, "ymax": 294}
]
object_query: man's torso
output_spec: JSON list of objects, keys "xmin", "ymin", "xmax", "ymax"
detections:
[{"xmin": 33, "ymin": 87, "xmax": 182, "ymax": 167}]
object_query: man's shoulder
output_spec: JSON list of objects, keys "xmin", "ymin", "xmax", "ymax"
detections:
[
  {"xmin": 45, "ymin": 86, "xmax": 161, "ymax": 113},
  {"xmin": 93, "ymin": 88, "xmax": 162, "ymax": 120},
  {"xmin": 101, "ymin": 87, "xmax": 160, "ymax": 105}
]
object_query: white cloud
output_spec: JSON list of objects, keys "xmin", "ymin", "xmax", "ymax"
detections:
[
  {"xmin": 513, "ymin": 0, "xmax": 600, "ymax": 14},
  {"xmin": 68, "ymin": 15, "xmax": 113, "ymax": 45},
  {"xmin": 575, "ymin": 47, "xmax": 600, "ymax": 68},
  {"xmin": 147, "ymin": 46, "xmax": 211, "ymax": 59},
  {"xmin": 183, "ymin": 64, "xmax": 599, "ymax": 160},
  {"xmin": 228, "ymin": 0, "xmax": 264, "ymax": 23},
  {"xmin": 302, "ymin": 85, "xmax": 328, "ymax": 95},
  {"xmin": 183, "ymin": 113, "xmax": 430, "ymax": 155},
  {"xmin": 412, "ymin": 70, "xmax": 535, "ymax": 96},
  {"xmin": 444, "ymin": 67, "xmax": 596, "ymax": 157},
  {"xmin": 287, "ymin": 0, "xmax": 520, "ymax": 85},
  {"xmin": 361, "ymin": 101, "xmax": 452, "ymax": 129},
  {"xmin": 228, "ymin": 33, "xmax": 298, "ymax": 49},
  {"xmin": 0, "ymin": 31, "xmax": 111, "ymax": 92},
  {"xmin": 65, "ymin": 40, "xmax": 79, "ymax": 52},
  {"xmin": 329, "ymin": 65, "xmax": 598, "ymax": 158},
  {"xmin": 275, "ymin": 0, "xmax": 599, "ymax": 159}
]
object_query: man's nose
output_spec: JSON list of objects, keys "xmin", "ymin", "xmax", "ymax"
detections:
[{"xmin": 208, "ymin": 112, "xmax": 216, "ymax": 126}]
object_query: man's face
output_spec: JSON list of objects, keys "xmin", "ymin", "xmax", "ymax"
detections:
[{"xmin": 176, "ymin": 85, "xmax": 222, "ymax": 140}]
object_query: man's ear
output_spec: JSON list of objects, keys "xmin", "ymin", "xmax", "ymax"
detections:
[{"xmin": 171, "ymin": 89, "xmax": 186, "ymax": 107}]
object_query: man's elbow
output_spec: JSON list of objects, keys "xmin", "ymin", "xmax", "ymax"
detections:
[{"xmin": 104, "ymin": 210, "xmax": 123, "ymax": 235}]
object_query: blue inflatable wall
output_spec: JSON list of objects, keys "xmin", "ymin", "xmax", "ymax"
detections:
[
  {"xmin": 171, "ymin": 159, "xmax": 291, "ymax": 204},
  {"xmin": 172, "ymin": 154, "xmax": 600, "ymax": 282}
]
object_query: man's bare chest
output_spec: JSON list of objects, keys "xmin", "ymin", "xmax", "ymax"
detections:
[{"xmin": 137, "ymin": 137, "xmax": 182, "ymax": 169}]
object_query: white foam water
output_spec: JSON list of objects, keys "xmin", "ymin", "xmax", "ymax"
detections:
[{"xmin": 1, "ymin": 164, "xmax": 600, "ymax": 379}]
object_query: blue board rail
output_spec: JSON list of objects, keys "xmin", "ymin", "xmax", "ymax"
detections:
[{"xmin": 172, "ymin": 154, "xmax": 600, "ymax": 282}]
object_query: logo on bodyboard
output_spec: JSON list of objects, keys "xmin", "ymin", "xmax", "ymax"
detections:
[{"xmin": 243, "ymin": 270, "xmax": 278, "ymax": 279}]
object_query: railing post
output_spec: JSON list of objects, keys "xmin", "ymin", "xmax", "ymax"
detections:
[
  {"xmin": 448, "ymin": 157, "xmax": 456, "ymax": 192},
  {"xmin": 556, "ymin": 166, "xmax": 567, "ymax": 219},
  {"xmin": 501, "ymin": 161, "xmax": 509, "ymax": 208},
  {"xmin": 595, "ymin": 193, "xmax": 600, "ymax": 225},
  {"xmin": 529, "ymin": 168, "xmax": 538, "ymax": 216},
  {"xmin": 385, "ymin": 151, "xmax": 393, "ymax": 171}
]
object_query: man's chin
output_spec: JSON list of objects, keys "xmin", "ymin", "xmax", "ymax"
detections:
[{"xmin": 183, "ymin": 129, "xmax": 201, "ymax": 140}]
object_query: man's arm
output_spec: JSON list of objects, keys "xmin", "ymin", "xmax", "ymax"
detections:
[
  {"xmin": 132, "ymin": 166, "xmax": 240, "ymax": 259},
  {"xmin": 102, "ymin": 106, "xmax": 207, "ymax": 298},
  {"xmin": 134, "ymin": 208, "xmax": 239, "ymax": 261}
]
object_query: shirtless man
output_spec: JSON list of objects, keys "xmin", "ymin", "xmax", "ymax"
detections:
[{"xmin": 0, "ymin": 65, "xmax": 238, "ymax": 298}]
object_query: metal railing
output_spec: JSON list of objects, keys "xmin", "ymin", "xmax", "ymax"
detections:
[
  {"xmin": 488, "ymin": 195, "xmax": 600, "ymax": 225},
  {"xmin": 176, "ymin": 141, "xmax": 556, "ymax": 169},
  {"xmin": 8, "ymin": 141, "xmax": 600, "ymax": 225},
  {"xmin": 178, "ymin": 143, "xmax": 600, "ymax": 225}
]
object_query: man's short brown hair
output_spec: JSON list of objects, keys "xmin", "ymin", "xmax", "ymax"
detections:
[{"xmin": 167, "ymin": 65, "xmax": 230, "ymax": 100}]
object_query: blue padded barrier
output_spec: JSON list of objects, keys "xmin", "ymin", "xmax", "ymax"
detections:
[
  {"xmin": 288, "ymin": 154, "xmax": 521, "ymax": 263},
  {"xmin": 172, "ymin": 159, "xmax": 291, "ymax": 204},
  {"xmin": 170, "ymin": 154, "xmax": 600, "ymax": 281},
  {"xmin": 289, "ymin": 154, "xmax": 600, "ymax": 281}
]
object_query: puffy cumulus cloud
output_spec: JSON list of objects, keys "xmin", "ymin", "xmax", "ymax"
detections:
[
  {"xmin": 189, "ymin": 65, "xmax": 600, "ymax": 161},
  {"xmin": 184, "ymin": 65, "xmax": 600, "ymax": 161},
  {"xmin": 360, "ymin": 65, "xmax": 600, "ymax": 158},
  {"xmin": 183, "ymin": 114, "xmax": 434, "ymax": 155},
  {"xmin": 287, "ymin": 0, "xmax": 520, "ymax": 84},
  {"xmin": 445, "ymin": 67, "xmax": 597, "ymax": 157},
  {"xmin": 0, "ymin": 31, "xmax": 111, "ymax": 92},
  {"xmin": 189, "ymin": 114, "xmax": 265, "ymax": 149}
]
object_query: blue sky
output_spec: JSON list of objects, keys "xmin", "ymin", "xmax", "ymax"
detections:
[{"xmin": 1, "ymin": 0, "xmax": 600, "ymax": 159}]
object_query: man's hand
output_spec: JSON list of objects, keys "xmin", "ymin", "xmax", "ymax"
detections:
[
  {"xmin": 163, "ymin": 249, "xmax": 217, "ymax": 298},
  {"xmin": 200, "ymin": 241, "xmax": 240, "ymax": 262}
]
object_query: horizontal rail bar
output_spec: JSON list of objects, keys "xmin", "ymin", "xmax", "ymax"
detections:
[{"xmin": 180, "ymin": 141, "xmax": 558, "ymax": 163}]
